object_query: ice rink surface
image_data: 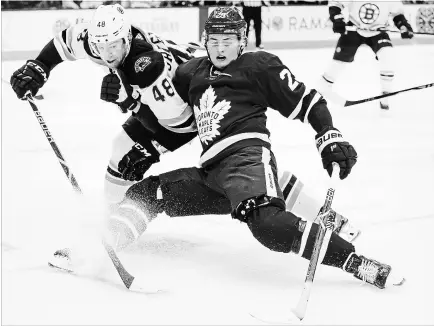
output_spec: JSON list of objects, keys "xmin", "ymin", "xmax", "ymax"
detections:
[{"xmin": 2, "ymin": 44, "xmax": 434, "ymax": 325}]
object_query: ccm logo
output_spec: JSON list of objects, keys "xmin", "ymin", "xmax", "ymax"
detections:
[{"xmin": 134, "ymin": 143, "xmax": 152, "ymax": 157}]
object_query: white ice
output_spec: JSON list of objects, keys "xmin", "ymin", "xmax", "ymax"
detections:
[{"xmin": 1, "ymin": 44, "xmax": 434, "ymax": 325}]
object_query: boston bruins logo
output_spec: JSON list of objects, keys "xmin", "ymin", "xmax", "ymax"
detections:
[
  {"xmin": 359, "ymin": 3, "xmax": 380, "ymax": 24},
  {"xmin": 416, "ymin": 7, "xmax": 434, "ymax": 33}
]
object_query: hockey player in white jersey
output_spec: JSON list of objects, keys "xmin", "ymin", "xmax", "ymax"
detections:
[
  {"xmin": 318, "ymin": 0, "xmax": 414, "ymax": 110},
  {"xmin": 10, "ymin": 4, "xmax": 359, "ymax": 272},
  {"xmin": 10, "ymin": 4, "xmax": 197, "ymax": 207}
]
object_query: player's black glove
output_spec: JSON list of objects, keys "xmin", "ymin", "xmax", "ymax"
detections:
[
  {"xmin": 118, "ymin": 142, "xmax": 160, "ymax": 182},
  {"xmin": 399, "ymin": 25, "xmax": 414, "ymax": 39},
  {"xmin": 10, "ymin": 60, "xmax": 49, "ymax": 99},
  {"xmin": 393, "ymin": 14, "xmax": 414, "ymax": 39},
  {"xmin": 332, "ymin": 16, "xmax": 347, "ymax": 34},
  {"xmin": 315, "ymin": 126, "xmax": 357, "ymax": 180},
  {"xmin": 101, "ymin": 70, "xmax": 140, "ymax": 113}
]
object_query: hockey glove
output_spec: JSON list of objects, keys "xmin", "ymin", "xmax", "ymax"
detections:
[
  {"xmin": 332, "ymin": 16, "xmax": 347, "ymax": 34},
  {"xmin": 315, "ymin": 126, "xmax": 357, "ymax": 180},
  {"xmin": 10, "ymin": 60, "xmax": 49, "ymax": 99},
  {"xmin": 329, "ymin": 6, "xmax": 346, "ymax": 34},
  {"xmin": 100, "ymin": 70, "xmax": 140, "ymax": 113},
  {"xmin": 393, "ymin": 14, "xmax": 414, "ymax": 39},
  {"xmin": 118, "ymin": 142, "xmax": 160, "ymax": 182}
]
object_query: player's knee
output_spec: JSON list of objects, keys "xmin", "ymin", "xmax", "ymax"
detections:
[
  {"xmin": 125, "ymin": 175, "xmax": 165, "ymax": 220},
  {"xmin": 107, "ymin": 176, "xmax": 164, "ymax": 250},
  {"xmin": 232, "ymin": 195, "xmax": 302, "ymax": 253},
  {"xmin": 376, "ymin": 47, "xmax": 395, "ymax": 81},
  {"xmin": 104, "ymin": 169, "xmax": 135, "ymax": 205}
]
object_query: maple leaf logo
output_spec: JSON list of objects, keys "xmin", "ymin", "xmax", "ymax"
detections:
[{"xmin": 193, "ymin": 86, "xmax": 231, "ymax": 145}]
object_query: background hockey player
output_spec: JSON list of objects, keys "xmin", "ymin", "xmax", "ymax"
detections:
[
  {"xmin": 318, "ymin": 0, "xmax": 414, "ymax": 110},
  {"xmin": 102, "ymin": 7, "xmax": 403, "ymax": 290}
]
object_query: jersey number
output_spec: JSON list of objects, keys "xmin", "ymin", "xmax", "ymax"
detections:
[
  {"xmin": 280, "ymin": 68, "xmax": 300, "ymax": 91},
  {"xmin": 152, "ymin": 78, "xmax": 175, "ymax": 102},
  {"xmin": 97, "ymin": 21, "xmax": 105, "ymax": 27}
]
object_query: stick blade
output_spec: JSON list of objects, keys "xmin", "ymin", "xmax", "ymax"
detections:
[
  {"xmin": 249, "ymin": 311, "xmax": 301, "ymax": 325},
  {"xmin": 128, "ymin": 277, "xmax": 163, "ymax": 294}
]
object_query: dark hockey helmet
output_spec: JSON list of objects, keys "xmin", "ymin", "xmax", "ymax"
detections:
[{"xmin": 204, "ymin": 7, "xmax": 247, "ymax": 45}]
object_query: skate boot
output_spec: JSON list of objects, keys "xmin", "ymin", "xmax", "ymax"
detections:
[
  {"xmin": 380, "ymin": 92, "xmax": 390, "ymax": 110},
  {"xmin": 48, "ymin": 248, "xmax": 74, "ymax": 272},
  {"xmin": 343, "ymin": 253, "xmax": 405, "ymax": 289},
  {"xmin": 332, "ymin": 209, "xmax": 361, "ymax": 243}
]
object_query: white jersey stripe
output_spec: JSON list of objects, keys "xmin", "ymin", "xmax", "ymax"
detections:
[{"xmin": 262, "ymin": 147, "xmax": 277, "ymax": 198}]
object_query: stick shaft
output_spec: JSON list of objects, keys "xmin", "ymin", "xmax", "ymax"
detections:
[
  {"xmin": 293, "ymin": 164, "xmax": 340, "ymax": 320},
  {"xmin": 344, "ymin": 83, "xmax": 434, "ymax": 107},
  {"xmin": 27, "ymin": 95, "xmax": 82, "ymax": 193},
  {"xmin": 26, "ymin": 95, "xmax": 135, "ymax": 289}
]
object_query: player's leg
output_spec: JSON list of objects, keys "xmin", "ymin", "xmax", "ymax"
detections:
[
  {"xmin": 317, "ymin": 31, "xmax": 361, "ymax": 104},
  {"xmin": 104, "ymin": 113, "xmax": 197, "ymax": 208},
  {"xmin": 221, "ymin": 146, "xmax": 399, "ymax": 288},
  {"xmin": 253, "ymin": 7, "xmax": 262, "ymax": 48},
  {"xmin": 369, "ymin": 32, "xmax": 394, "ymax": 110},
  {"xmin": 278, "ymin": 170, "xmax": 360, "ymax": 242},
  {"xmin": 105, "ymin": 167, "xmax": 231, "ymax": 251},
  {"xmin": 104, "ymin": 116, "xmax": 164, "ymax": 208},
  {"xmin": 243, "ymin": 7, "xmax": 253, "ymax": 41}
]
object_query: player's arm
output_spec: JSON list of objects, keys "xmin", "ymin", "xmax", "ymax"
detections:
[
  {"xmin": 10, "ymin": 23, "xmax": 91, "ymax": 99},
  {"xmin": 99, "ymin": 51, "xmax": 166, "ymax": 114},
  {"xmin": 258, "ymin": 53, "xmax": 357, "ymax": 179},
  {"xmin": 101, "ymin": 51, "xmax": 196, "ymax": 133},
  {"xmin": 328, "ymin": 0, "xmax": 346, "ymax": 34},
  {"xmin": 391, "ymin": 3, "xmax": 414, "ymax": 39},
  {"xmin": 172, "ymin": 58, "xmax": 199, "ymax": 106}
]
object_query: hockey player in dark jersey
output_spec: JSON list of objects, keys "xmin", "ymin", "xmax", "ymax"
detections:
[
  {"xmin": 108, "ymin": 7, "xmax": 404, "ymax": 290},
  {"xmin": 10, "ymin": 4, "xmax": 361, "ymax": 274}
]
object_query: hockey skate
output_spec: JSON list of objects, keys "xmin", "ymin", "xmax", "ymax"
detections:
[
  {"xmin": 48, "ymin": 248, "xmax": 74, "ymax": 273},
  {"xmin": 332, "ymin": 209, "xmax": 361, "ymax": 243},
  {"xmin": 380, "ymin": 92, "xmax": 390, "ymax": 110},
  {"xmin": 316, "ymin": 209, "xmax": 361, "ymax": 243},
  {"xmin": 344, "ymin": 253, "xmax": 405, "ymax": 289}
]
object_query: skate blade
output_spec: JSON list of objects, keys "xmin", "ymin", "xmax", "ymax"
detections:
[{"xmin": 48, "ymin": 262, "xmax": 74, "ymax": 273}]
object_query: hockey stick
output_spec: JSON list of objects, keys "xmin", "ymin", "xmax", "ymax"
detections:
[
  {"xmin": 344, "ymin": 82, "xmax": 434, "ymax": 107},
  {"xmin": 26, "ymin": 94, "xmax": 138, "ymax": 290},
  {"xmin": 2, "ymin": 78, "xmax": 44, "ymax": 99},
  {"xmin": 323, "ymin": 82, "xmax": 434, "ymax": 107},
  {"xmin": 26, "ymin": 94, "xmax": 82, "ymax": 193},
  {"xmin": 346, "ymin": 25, "xmax": 434, "ymax": 35},
  {"xmin": 292, "ymin": 163, "xmax": 340, "ymax": 321}
]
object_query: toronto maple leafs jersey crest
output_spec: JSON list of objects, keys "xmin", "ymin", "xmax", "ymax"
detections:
[{"xmin": 173, "ymin": 51, "xmax": 327, "ymax": 167}]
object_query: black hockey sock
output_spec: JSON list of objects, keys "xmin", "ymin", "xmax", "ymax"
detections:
[{"xmin": 298, "ymin": 220, "xmax": 356, "ymax": 269}]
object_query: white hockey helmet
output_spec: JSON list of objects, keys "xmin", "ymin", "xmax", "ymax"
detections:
[{"xmin": 88, "ymin": 4, "xmax": 132, "ymax": 61}]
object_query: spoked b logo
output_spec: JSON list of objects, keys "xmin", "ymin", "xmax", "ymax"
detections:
[{"xmin": 359, "ymin": 3, "xmax": 380, "ymax": 24}]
